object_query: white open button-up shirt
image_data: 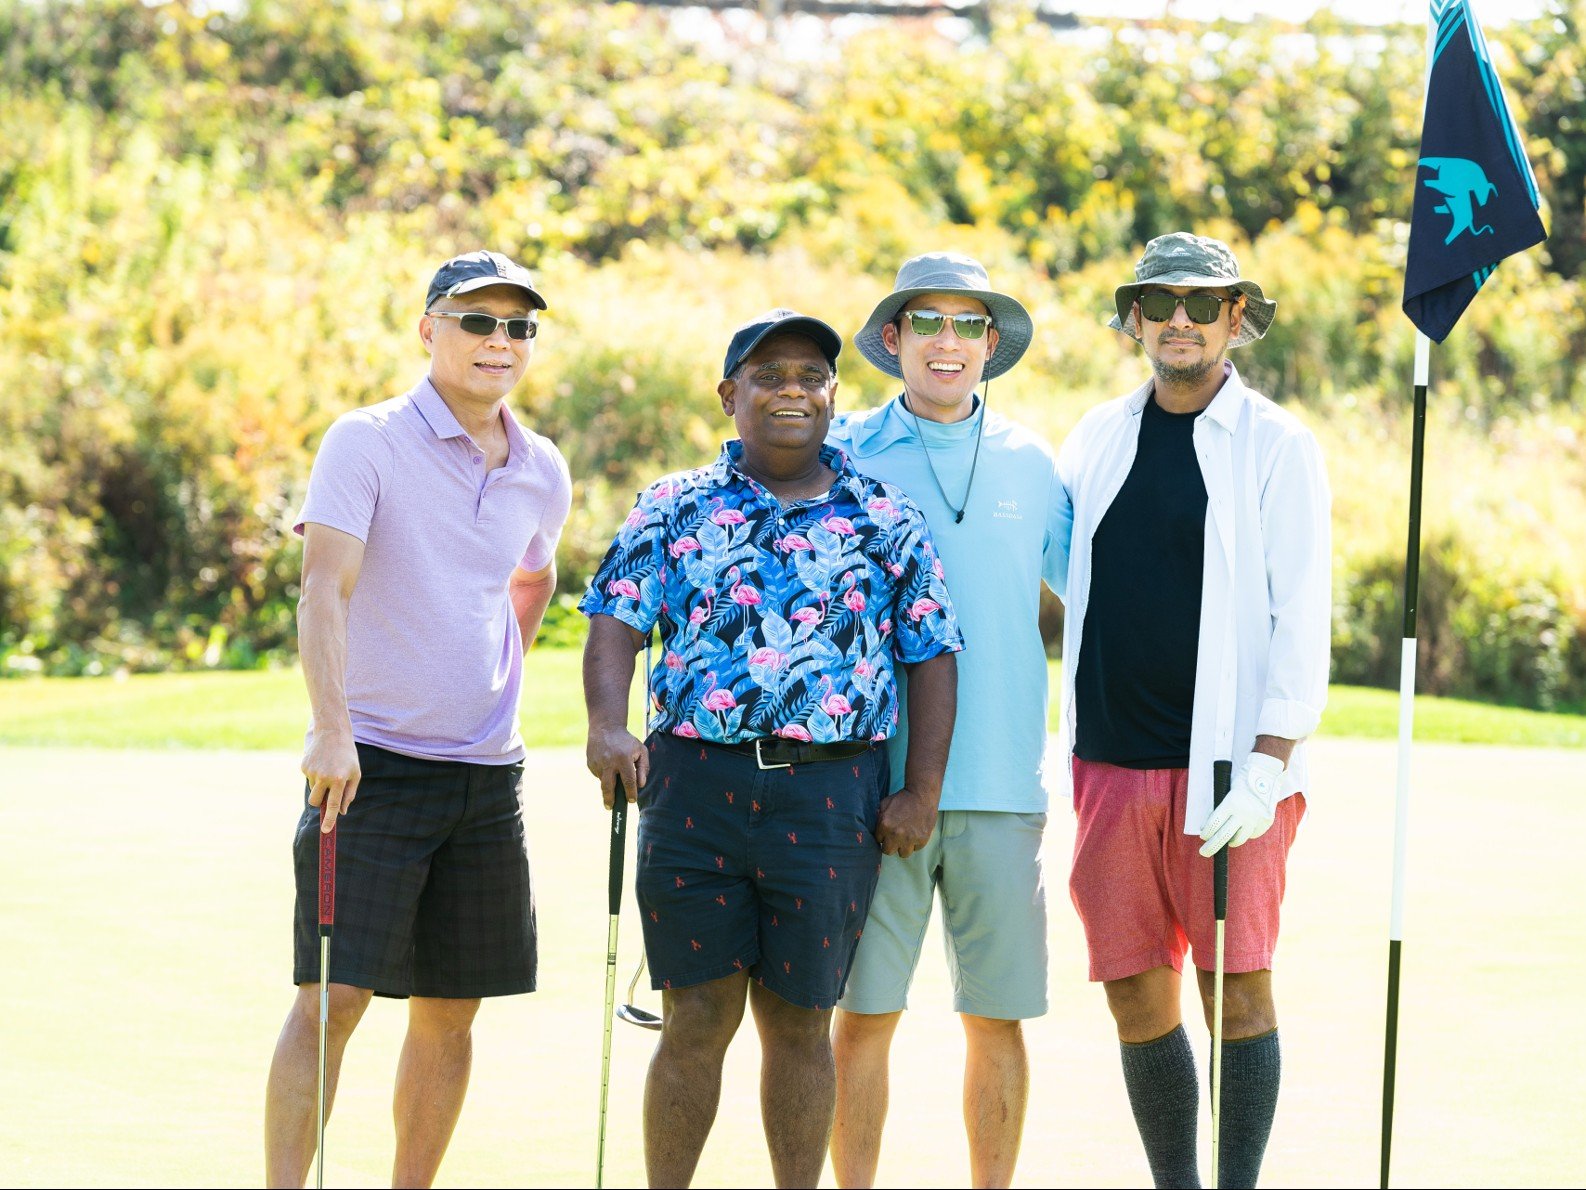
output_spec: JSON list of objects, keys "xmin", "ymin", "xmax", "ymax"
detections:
[{"xmin": 1055, "ymin": 363, "xmax": 1332, "ymax": 833}]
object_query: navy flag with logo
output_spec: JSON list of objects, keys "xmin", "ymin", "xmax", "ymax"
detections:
[{"xmin": 1403, "ymin": 0, "xmax": 1546, "ymax": 342}]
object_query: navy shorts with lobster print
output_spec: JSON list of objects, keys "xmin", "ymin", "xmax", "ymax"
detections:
[{"xmin": 635, "ymin": 732, "xmax": 888, "ymax": 1010}]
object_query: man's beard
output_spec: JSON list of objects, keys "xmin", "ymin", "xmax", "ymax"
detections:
[{"xmin": 1151, "ymin": 353, "xmax": 1218, "ymax": 388}]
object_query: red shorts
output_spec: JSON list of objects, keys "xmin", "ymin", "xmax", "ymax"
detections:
[{"xmin": 1068, "ymin": 757, "xmax": 1304, "ymax": 983}]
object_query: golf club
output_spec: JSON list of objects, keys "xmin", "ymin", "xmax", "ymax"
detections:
[
  {"xmin": 316, "ymin": 802, "xmax": 337, "ymax": 1190},
  {"xmin": 1209, "ymin": 757, "xmax": 1232, "ymax": 1190},
  {"xmin": 596, "ymin": 798, "xmax": 626, "ymax": 1190},
  {"xmin": 618, "ymin": 631, "xmax": 663, "ymax": 1037},
  {"xmin": 617, "ymin": 953, "xmax": 662, "ymax": 1030}
]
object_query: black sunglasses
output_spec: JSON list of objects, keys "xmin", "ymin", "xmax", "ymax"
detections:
[
  {"xmin": 1137, "ymin": 291, "xmax": 1240, "ymax": 325},
  {"xmin": 427, "ymin": 311, "xmax": 538, "ymax": 340}
]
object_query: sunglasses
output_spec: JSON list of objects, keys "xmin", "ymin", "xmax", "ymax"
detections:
[
  {"xmin": 899, "ymin": 310, "xmax": 993, "ymax": 340},
  {"xmin": 1137, "ymin": 291, "xmax": 1240, "ymax": 325},
  {"xmin": 427, "ymin": 311, "xmax": 539, "ymax": 340}
]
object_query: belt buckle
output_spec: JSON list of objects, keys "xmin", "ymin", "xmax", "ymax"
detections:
[{"xmin": 754, "ymin": 738, "xmax": 793, "ymax": 771}]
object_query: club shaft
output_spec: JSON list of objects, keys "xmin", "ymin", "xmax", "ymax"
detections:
[
  {"xmin": 597, "ymin": 798, "xmax": 628, "ymax": 1188},
  {"xmin": 317, "ymin": 936, "xmax": 328, "ymax": 1190},
  {"xmin": 316, "ymin": 805, "xmax": 334, "ymax": 1189},
  {"xmin": 1210, "ymin": 758, "xmax": 1232, "ymax": 1190},
  {"xmin": 597, "ymin": 916, "xmax": 619, "ymax": 1189}
]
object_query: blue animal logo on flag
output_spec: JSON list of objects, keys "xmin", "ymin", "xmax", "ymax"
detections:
[
  {"xmin": 1418, "ymin": 157, "xmax": 1496, "ymax": 245},
  {"xmin": 1402, "ymin": 0, "xmax": 1545, "ymax": 342}
]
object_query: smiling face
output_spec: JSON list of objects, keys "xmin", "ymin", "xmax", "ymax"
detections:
[
  {"xmin": 717, "ymin": 332, "xmax": 836, "ymax": 461},
  {"xmin": 1135, "ymin": 284, "xmax": 1244, "ymax": 390},
  {"xmin": 419, "ymin": 283, "xmax": 535, "ymax": 410},
  {"xmin": 880, "ymin": 293, "xmax": 999, "ymax": 423}
]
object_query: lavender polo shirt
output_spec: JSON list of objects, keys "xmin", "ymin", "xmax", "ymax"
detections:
[{"xmin": 295, "ymin": 377, "xmax": 572, "ymax": 764}]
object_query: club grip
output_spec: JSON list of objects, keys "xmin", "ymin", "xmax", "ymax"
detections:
[
  {"xmin": 1212, "ymin": 759, "xmax": 1232, "ymax": 920},
  {"xmin": 608, "ymin": 802, "xmax": 627, "ymax": 916},
  {"xmin": 318, "ymin": 804, "xmax": 337, "ymax": 934}
]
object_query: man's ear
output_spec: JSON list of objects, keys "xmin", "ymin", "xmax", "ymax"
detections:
[
  {"xmin": 880, "ymin": 321, "xmax": 902, "ymax": 357},
  {"xmin": 717, "ymin": 377, "xmax": 736, "ymax": 416},
  {"xmin": 1229, "ymin": 295, "xmax": 1246, "ymax": 338},
  {"xmin": 419, "ymin": 314, "xmax": 435, "ymax": 355}
]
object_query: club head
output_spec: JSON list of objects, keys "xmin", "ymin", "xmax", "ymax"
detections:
[{"xmin": 616, "ymin": 1003, "xmax": 663, "ymax": 1031}]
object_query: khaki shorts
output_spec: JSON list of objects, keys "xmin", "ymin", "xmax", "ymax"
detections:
[{"xmin": 837, "ymin": 810, "xmax": 1049, "ymax": 1020}]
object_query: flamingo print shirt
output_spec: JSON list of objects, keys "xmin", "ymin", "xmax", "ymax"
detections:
[{"xmin": 580, "ymin": 442, "xmax": 963, "ymax": 745}]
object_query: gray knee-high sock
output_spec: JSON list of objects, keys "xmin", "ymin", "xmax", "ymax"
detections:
[
  {"xmin": 1121, "ymin": 1024, "xmax": 1201, "ymax": 1189},
  {"xmin": 1215, "ymin": 1028, "xmax": 1281, "ymax": 1189}
]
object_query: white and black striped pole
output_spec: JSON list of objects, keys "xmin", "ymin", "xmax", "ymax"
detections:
[{"xmin": 1381, "ymin": 330, "xmax": 1430, "ymax": 1188}]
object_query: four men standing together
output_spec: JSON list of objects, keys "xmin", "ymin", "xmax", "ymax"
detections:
[{"xmin": 275, "ymin": 233, "xmax": 1330, "ymax": 1189}]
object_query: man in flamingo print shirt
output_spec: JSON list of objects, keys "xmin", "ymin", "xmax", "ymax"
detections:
[{"xmin": 581, "ymin": 308, "xmax": 962, "ymax": 1189}]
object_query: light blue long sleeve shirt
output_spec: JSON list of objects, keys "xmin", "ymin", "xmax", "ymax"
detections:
[{"xmin": 829, "ymin": 396, "xmax": 1072, "ymax": 812}]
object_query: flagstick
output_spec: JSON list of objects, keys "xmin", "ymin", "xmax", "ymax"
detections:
[{"xmin": 1380, "ymin": 330, "xmax": 1430, "ymax": 1189}]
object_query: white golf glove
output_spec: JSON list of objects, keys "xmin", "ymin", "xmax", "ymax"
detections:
[{"xmin": 1198, "ymin": 752, "xmax": 1287, "ymax": 857}]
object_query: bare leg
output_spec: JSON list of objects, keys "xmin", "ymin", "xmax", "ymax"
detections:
[
  {"xmin": 1194, "ymin": 968, "xmax": 1276, "ymax": 1040},
  {"xmin": 830, "ymin": 1008, "xmax": 902, "ymax": 1188},
  {"xmin": 390, "ymin": 996, "xmax": 481, "ymax": 1188},
  {"xmin": 1104, "ymin": 965, "xmax": 1183, "ymax": 1043},
  {"xmin": 962, "ymin": 1015, "xmax": 1028, "ymax": 1189},
  {"xmin": 264, "ymin": 982, "xmax": 373, "ymax": 1189},
  {"xmin": 644, "ymin": 973, "xmax": 749, "ymax": 1188},
  {"xmin": 750, "ymin": 981, "xmax": 837, "ymax": 1189}
]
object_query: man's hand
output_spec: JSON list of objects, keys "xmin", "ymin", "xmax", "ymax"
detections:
[
  {"xmin": 303, "ymin": 730, "xmax": 361, "ymax": 832},
  {"xmin": 1198, "ymin": 752, "xmax": 1286, "ymax": 856},
  {"xmin": 876, "ymin": 786, "xmax": 938, "ymax": 859},
  {"xmin": 587, "ymin": 726, "xmax": 650, "ymax": 810}
]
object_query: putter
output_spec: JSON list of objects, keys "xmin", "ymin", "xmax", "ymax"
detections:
[
  {"xmin": 617, "ymin": 954, "xmax": 662, "ymax": 1030},
  {"xmin": 1210, "ymin": 758, "xmax": 1232, "ymax": 1190},
  {"xmin": 596, "ymin": 799, "xmax": 627, "ymax": 1190},
  {"xmin": 316, "ymin": 803, "xmax": 337, "ymax": 1190}
]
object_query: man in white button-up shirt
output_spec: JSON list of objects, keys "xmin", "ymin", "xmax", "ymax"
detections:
[{"xmin": 1056, "ymin": 234, "xmax": 1330, "ymax": 1189}]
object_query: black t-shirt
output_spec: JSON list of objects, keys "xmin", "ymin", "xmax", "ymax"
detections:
[{"xmin": 1074, "ymin": 395, "xmax": 1208, "ymax": 768}]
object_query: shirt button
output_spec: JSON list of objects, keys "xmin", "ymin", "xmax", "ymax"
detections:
[{"xmin": 473, "ymin": 455, "xmax": 483, "ymax": 464}]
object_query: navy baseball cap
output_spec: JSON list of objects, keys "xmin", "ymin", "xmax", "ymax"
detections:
[
  {"xmin": 723, "ymin": 309, "xmax": 842, "ymax": 380},
  {"xmin": 425, "ymin": 250, "xmax": 547, "ymax": 312}
]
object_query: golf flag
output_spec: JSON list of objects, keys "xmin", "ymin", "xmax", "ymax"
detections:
[{"xmin": 1402, "ymin": 0, "xmax": 1545, "ymax": 342}]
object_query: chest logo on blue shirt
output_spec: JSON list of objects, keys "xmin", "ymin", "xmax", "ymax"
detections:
[{"xmin": 993, "ymin": 498, "xmax": 1023, "ymax": 521}]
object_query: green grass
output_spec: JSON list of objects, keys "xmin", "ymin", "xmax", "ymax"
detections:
[{"xmin": 0, "ymin": 653, "xmax": 1581, "ymax": 749}]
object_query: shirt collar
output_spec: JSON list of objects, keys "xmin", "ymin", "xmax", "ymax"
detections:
[
  {"xmin": 712, "ymin": 440, "xmax": 867, "ymax": 501},
  {"xmin": 413, "ymin": 376, "xmax": 535, "ymax": 466},
  {"xmin": 412, "ymin": 377, "xmax": 467, "ymax": 440},
  {"xmin": 1126, "ymin": 360, "xmax": 1248, "ymax": 433},
  {"xmin": 845, "ymin": 393, "xmax": 983, "ymax": 456}
]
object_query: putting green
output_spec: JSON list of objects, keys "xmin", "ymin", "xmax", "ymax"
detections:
[{"xmin": 0, "ymin": 741, "xmax": 1580, "ymax": 1187}]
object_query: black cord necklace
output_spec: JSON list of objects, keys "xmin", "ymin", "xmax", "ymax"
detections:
[{"xmin": 901, "ymin": 383, "xmax": 988, "ymax": 525}]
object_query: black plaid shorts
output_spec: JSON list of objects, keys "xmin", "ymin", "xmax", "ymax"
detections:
[{"xmin": 292, "ymin": 742, "xmax": 536, "ymax": 999}]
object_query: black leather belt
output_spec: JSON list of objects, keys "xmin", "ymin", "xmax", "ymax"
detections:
[{"xmin": 710, "ymin": 736, "xmax": 874, "ymax": 770}]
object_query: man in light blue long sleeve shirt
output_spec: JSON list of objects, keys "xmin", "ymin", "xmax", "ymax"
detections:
[{"xmin": 827, "ymin": 253, "xmax": 1071, "ymax": 1189}]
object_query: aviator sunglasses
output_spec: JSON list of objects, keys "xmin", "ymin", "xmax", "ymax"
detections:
[
  {"xmin": 426, "ymin": 311, "xmax": 539, "ymax": 339},
  {"xmin": 1137, "ymin": 290, "xmax": 1241, "ymax": 325},
  {"xmin": 899, "ymin": 309, "xmax": 993, "ymax": 340}
]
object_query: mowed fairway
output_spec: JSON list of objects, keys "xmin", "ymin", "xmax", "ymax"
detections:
[{"xmin": 1, "ymin": 741, "xmax": 1582, "ymax": 1188}]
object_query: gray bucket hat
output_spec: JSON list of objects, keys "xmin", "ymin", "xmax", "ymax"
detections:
[
  {"xmin": 855, "ymin": 252, "xmax": 1033, "ymax": 381},
  {"xmin": 1110, "ymin": 233, "xmax": 1276, "ymax": 348}
]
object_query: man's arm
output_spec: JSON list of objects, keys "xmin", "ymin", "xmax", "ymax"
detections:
[
  {"xmin": 876, "ymin": 651, "xmax": 957, "ymax": 859},
  {"xmin": 509, "ymin": 562, "xmax": 556, "ymax": 652},
  {"xmin": 583, "ymin": 613, "xmax": 651, "ymax": 810},
  {"xmin": 298, "ymin": 523, "xmax": 366, "ymax": 831}
]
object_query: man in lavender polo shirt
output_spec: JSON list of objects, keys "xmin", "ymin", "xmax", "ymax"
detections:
[{"xmin": 262, "ymin": 250, "xmax": 572, "ymax": 1188}]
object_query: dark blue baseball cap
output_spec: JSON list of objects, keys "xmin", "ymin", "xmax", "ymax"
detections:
[
  {"xmin": 723, "ymin": 309, "xmax": 842, "ymax": 380},
  {"xmin": 425, "ymin": 250, "xmax": 547, "ymax": 312}
]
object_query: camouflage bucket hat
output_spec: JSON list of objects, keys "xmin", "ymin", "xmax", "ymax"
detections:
[{"xmin": 1110, "ymin": 232, "xmax": 1276, "ymax": 348}]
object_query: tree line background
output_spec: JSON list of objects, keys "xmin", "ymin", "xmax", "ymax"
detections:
[{"xmin": 2, "ymin": 0, "xmax": 1584, "ymax": 709}]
